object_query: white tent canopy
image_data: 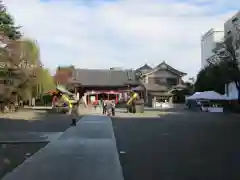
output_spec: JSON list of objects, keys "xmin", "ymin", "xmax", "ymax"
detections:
[{"xmin": 186, "ymin": 91, "xmax": 229, "ymax": 100}]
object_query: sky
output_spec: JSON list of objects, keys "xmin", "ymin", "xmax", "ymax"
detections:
[{"xmin": 3, "ymin": 0, "xmax": 240, "ymax": 78}]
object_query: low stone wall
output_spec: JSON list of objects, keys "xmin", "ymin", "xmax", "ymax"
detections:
[{"xmin": 135, "ymin": 104, "xmax": 144, "ymax": 113}]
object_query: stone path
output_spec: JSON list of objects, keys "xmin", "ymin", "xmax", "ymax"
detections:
[{"xmin": 2, "ymin": 116, "xmax": 124, "ymax": 180}]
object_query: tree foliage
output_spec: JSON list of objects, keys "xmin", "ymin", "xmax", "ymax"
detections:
[
  {"xmin": 17, "ymin": 39, "xmax": 43, "ymax": 100},
  {"xmin": 0, "ymin": 35, "xmax": 43, "ymax": 101},
  {"xmin": 0, "ymin": 3, "xmax": 50, "ymax": 105},
  {"xmin": 194, "ymin": 62, "xmax": 227, "ymax": 94},
  {"xmin": 0, "ymin": 1, "xmax": 21, "ymax": 40},
  {"xmin": 39, "ymin": 68, "xmax": 55, "ymax": 93}
]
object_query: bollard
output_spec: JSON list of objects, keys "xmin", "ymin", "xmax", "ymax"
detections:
[{"xmin": 71, "ymin": 118, "xmax": 76, "ymax": 126}]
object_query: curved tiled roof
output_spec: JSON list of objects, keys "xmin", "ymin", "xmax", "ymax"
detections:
[
  {"xmin": 143, "ymin": 61, "xmax": 187, "ymax": 76},
  {"xmin": 137, "ymin": 64, "xmax": 152, "ymax": 70},
  {"xmin": 70, "ymin": 68, "xmax": 140, "ymax": 87}
]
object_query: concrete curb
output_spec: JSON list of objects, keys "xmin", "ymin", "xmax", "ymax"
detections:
[{"xmin": 2, "ymin": 115, "xmax": 124, "ymax": 180}]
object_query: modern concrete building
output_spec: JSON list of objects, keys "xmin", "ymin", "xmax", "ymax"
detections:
[
  {"xmin": 201, "ymin": 28, "xmax": 224, "ymax": 68},
  {"xmin": 224, "ymin": 11, "xmax": 240, "ymax": 99},
  {"xmin": 224, "ymin": 11, "xmax": 240, "ymax": 62}
]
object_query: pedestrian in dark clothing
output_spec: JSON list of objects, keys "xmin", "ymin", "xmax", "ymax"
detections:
[
  {"xmin": 111, "ymin": 100, "xmax": 115, "ymax": 116},
  {"xmin": 102, "ymin": 100, "xmax": 106, "ymax": 114}
]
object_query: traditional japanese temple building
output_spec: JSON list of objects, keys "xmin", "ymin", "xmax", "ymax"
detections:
[
  {"xmin": 54, "ymin": 66, "xmax": 140, "ymax": 104},
  {"xmin": 135, "ymin": 61, "xmax": 187, "ymax": 105},
  {"xmin": 54, "ymin": 61, "xmax": 187, "ymax": 105}
]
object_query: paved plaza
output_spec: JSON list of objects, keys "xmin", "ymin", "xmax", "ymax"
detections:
[
  {"xmin": 0, "ymin": 107, "xmax": 240, "ymax": 179},
  {"xmin": 112, "ymin": 110, "xmax": 240, "ymax": 180}
]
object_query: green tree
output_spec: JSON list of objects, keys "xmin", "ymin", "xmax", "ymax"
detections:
[
  {"xmin": 0, "ymin": 37, "xmax": 43, "ymax": 101},
  {"xmin": 39, "ymin": 68, "xmax": 55, "ymax": 94},
  {"xmin": 194, "ymin": 62, "xmax": 227, "ymax": 94},
  {"xmin": 0, "ymin": 1, "xmax": 21, "ymax": 40},
  {"xmin": 17, "ymin": 39, "xmax": 43, "ymax": 100},
  {"xmin": 204, "ymin": 22, "xmax": 240, "ymax": 100}
]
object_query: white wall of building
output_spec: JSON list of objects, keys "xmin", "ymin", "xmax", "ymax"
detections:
[
  {"xmin": 224, "ymin": 11, "xmax": 240, "ymax": 63},
  {"xmin": 201, "ymin": 28, "xmax": 224, "ymax": 68},
  {"xmin": 225, "ymin": 82, "xmax": 238, "ymax": 99},
  {"xmin": 224, "ymin": 11, "xmax": 240, "ymax": 99}
]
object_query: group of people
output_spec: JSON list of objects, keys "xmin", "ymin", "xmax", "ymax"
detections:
[{"xmin": 101, "ymin": 99, "xmax": 115, "ymax": 116}]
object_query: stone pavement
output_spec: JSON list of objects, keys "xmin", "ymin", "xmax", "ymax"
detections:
[
  {"xmin": 2, "ymin": 116, "xmax": 124, "ymax": 180},
  {"xmin": 0, "ymin": 132, "xmax": 63, "ymax": 143},
  {"xmin": 112, "ymin": 111, "xmax": 240, "ymax": 180}
]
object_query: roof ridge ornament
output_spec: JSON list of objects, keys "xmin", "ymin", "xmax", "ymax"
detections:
[{"xmin": 160, "ymin": 62, "xmax": 167, "ymax": 69}]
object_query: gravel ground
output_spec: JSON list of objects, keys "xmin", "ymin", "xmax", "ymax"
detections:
[{"xmin": 112, "ymin": 112, "xmax": 240, "ymax": 180}]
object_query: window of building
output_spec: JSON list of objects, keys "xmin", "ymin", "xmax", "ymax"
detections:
[
  {"xmin": 154, "ymin": 77, "xmax": 166, "ymax": 85},
  {"xmin": 143, "ymin": 76, "xmax": 147, "ymax": 83},
  {"xmin": 7, "ymin": 71, "xmax": 12, "ymax": 77},
  {"xmin": 167, "ymin": 78, "xmax": 177, "ymax": 86},
  {"xmin": 32, "ymin": 71, "xmax": 36, "ymax": 77},
  {"xmin": 236, "ymin": 51, "xmax": 239, "ymax": 58},
  {"xmin": 127, "ymin": 70, "xmax": 133, "ymax": 80},
  {"xmin": 3, "ymin": 79, "xmax": 13, "ymax": 85}
]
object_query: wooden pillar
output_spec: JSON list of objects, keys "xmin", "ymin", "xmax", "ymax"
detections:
[{"xmin": 87, "ymin": 95, "xmax": 90, "ymax": 104}]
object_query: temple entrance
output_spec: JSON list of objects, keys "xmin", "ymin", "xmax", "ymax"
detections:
[{"xmin": 85, "ymin": 91, "xmax": 120, "ymax": 105}]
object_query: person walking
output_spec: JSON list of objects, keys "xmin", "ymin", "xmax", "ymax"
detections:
[
  {"xmin": 105, "ymin": 100, "xmax": 112, "ymax": 116},
  {"xmin": 100, "ymin": 98, "xmax": 104, "ymax": 114},
  {"xmin": 103, "ymin": 100, "xmax": 106, "ymax": 114},
  {"xmin": 111, "ymin": 100, "xmax": 115, "ymax": 116}
]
